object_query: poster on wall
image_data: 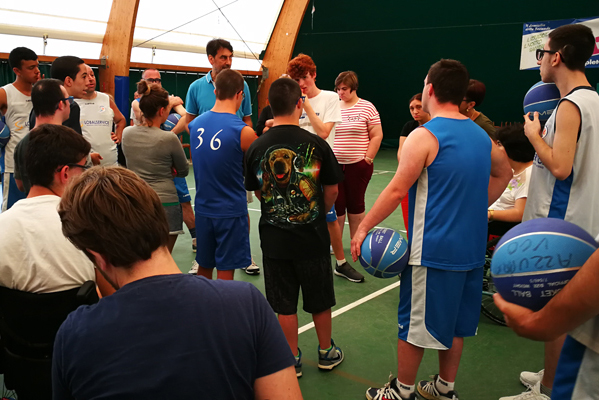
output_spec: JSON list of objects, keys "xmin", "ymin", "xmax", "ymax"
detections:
[{"xmin": 520, "ymin": 16, "xmax": 599, "ymax": 70}]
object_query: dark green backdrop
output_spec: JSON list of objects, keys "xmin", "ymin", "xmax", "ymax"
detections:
[{"xmin": 292, "ymin": 1, "xmax": 599, "ymax": 147}]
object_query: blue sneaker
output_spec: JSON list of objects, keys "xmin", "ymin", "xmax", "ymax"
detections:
[
  {"xmin": 295, "ymin": 348, "xmax": 302, "ymax": 378},
  {"xmin": 318, "ymin": 339, "xmax": 344, "ymax": 370}
]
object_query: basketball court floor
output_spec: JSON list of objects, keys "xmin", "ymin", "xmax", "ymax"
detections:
[{"xmin": 169, "ymin": 148, "xmax": 544, "ymax": 400}]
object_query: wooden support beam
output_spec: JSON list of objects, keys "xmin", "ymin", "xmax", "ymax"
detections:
[
  {"xmin": 257, "ymin": 0, "xmax": 310, "ymax": 112},
  {"xmin": 98, "ymin": 0, "xmax": 140, "ymax": 97}
]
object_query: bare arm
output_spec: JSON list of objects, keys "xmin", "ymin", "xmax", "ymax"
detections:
[
  {"xmin": 171, "ymin": 137, "xmax": 189, "ymax": 178},
  {"xmin": 254, "ymin": 365, "xmax": 303, "ymax": 400},
  {"xmin": 323, "ymin": 184, "xmax": 339, "ymax": 212},
  {"xmin": 0, "ymin": 87, "xmax": 7, "ymax": 115},
  {"xmin": 351, "ymin": 127, "xmax": 438, "ymax": 260},
  {"xmin": 131, "ymin": 101, "xmax": 142, "ymax": 125},
  {"xmin": 109, "ymin": 98, "xmax": 126, "ymax": 143},
  {"xmin": 171, "ymin": 104, "xmax": 188, "ymax": 135},
  {"xmin": 397, "ymin": 136, "xmax": 407, "ymax": 162},
  {"xmin": 243, "ymin": 115, "xmax": 253, "ymax": 129},
  {"xmin": 240, "ymin": 126, "xmax": 257, "ymax": 152},
  {"xmin": 524, "ymin": 104, "xmax": 579, "ymax": 180},
  {"xmin": 184, "ymin": 112, "xmax": 197, "ymax": 132},
  {"xmin": 488, "ymin": 139, "xmax": 512, "ymax": 206},
  {"xmin": 490, "ymin": 198, "xmax": 527, "ymax": 223},
  {"xmin": 365, "ymin": 123, "xmax": 383, "ymax": 163},
  {"xmin": 494, "ymin": 247, "xmax": 599, "ymax": 341},
  {"xmin": 303, "ymin": 97, "xmax": 335, "ymax": 139}
]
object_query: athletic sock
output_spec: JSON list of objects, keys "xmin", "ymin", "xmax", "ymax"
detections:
[
  {"xmin": 189, "ymin": 227, "xmax": 196, "ymax": 238},
  {"xmin": 319, "ymin": 344, "xmax": 333, "ymax": 353},
  {"xmin": 436, "ymin": 376, "xmax": 454, "ymax": 394},
  {"xmin": 336, "ymin": 258, "xmax": 346, "ymax": 267},
  {"xmin": 540, "ymin": 383, "xmax": 552, "ymax": 397},
  {"xmin": 294, "ymin": 349, "xmax": 300, "ymax": 358},
  {"xmin": 396, "ymin": 380, "xmax": 415, "ymax": 398}
]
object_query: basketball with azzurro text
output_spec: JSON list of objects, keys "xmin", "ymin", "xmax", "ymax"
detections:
[{"xmin": 491, "ymin": 218, "xmax": 597, "ymax": 311}]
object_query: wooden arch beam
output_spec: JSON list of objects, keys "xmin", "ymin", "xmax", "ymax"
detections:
[
  {"xmin": 257, "ymin": 0, "xmax": 310, "ymax": 112},
  {"xmin": 98, "ymin": 0, "xmax": 140, "ymax": 115}
]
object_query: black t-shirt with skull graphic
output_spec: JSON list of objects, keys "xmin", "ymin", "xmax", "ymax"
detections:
[{"xmin": 245, "ymin": 125, "xmax": 344, "ymax": 260}]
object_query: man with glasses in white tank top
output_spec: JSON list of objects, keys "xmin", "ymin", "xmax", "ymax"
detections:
[
  {"xmin": 75, "ymin": 65, "xmax": 126, "ymax": 166},
  {"xmin": 0, "ymin": 47, "xmax": 40, "ymax": 211}
]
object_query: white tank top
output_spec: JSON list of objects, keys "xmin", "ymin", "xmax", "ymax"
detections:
[
  {"xmin": 523, "ymin": 87, "xmax": 599, "ymax": 237},
  {"xmin": 2, "ymin": 83, "xmax": 32, "ymax": 173},
  {"xmin": 75, "ymin": 92, "xmax": 117, "ymax": 165}
]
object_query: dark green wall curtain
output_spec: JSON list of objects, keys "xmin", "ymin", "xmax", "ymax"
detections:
[{"xmin": 292, "ymin": 2, "xmax": 599, "ymax": 148}]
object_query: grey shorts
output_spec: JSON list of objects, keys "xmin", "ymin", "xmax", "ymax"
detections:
[{"xmin": 163, "ymin": 203, "xmax": 184, "ymax": 235}]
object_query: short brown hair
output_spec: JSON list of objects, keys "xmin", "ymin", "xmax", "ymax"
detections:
[
  {"xmin": 549, "ymin": 24, "xmax": 596, "ymax": 72},
  {"xmin": 465, "ymin": 79, "xmax": 486, "ymax": 106},
  {"xmin": 427, "ymin": 59, "xmax": 470, "ymax": 106},
  {"xmin": 59, "ymin": 167, "xmax": 170, "ymax": 269},
  {"xmin": 269, "ymin": 78, "xmax": 302, "ymax": 117},
  {"xmin": 136, "ymin": 79, "xmax": 169, "ymax": 120},
  {"xmin": 335, "ymin": 71, "xmax": 359, "ymax": 92},
  {"xmin": 287, "ymin": 54, "xmax": 317, "ymax": 80},
  {"xmin": 214, "ymin": 69, "xmax": 244, "ymax": 100},
  {"xmin": 409, "ymin": 93, "xmax": 422, "ymax": 104}
]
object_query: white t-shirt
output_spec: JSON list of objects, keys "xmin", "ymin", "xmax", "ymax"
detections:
[
  {"xmin": 75, "ymin": 92, "xmax": 118, "ymax": 166},
  {"xmin": 299, "ymin": 90, "xmax": 342, "ymax": 148},
  {"xmin": 489, "ymin": 165, "xmax": 532, "ymax": 211},
  {"xmin": 0, "ymin": 195, "xmax": 96, "ymax": 293}
]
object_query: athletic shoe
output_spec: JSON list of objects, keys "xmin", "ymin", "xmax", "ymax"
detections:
[
  {"xmin": 365, "ymin": 374, "xmax": 416, "ymax": 400},
  {"xmin": 192, "ymin": 238, "xmax": 197, "ymax": 252},
  {"xmin": 417, "ymin": 375, "xmax": 459, "ymax": 400},
  {"xmin": 317, "ymin": 339, "xmax": 344, "ymax": 370},
  {"xmin": 520, "ymin": 369, "xmax": 544, "ymax": 388},
  {"xmin": 188, "ymin": 259, "xmax": 199, "ymax": 275},
  {"xmin": 334, "ymin": 262, "xmax": 365, "ymax": 282},
  {"xmin": 295, "ymin": 348, "xmax": 302, "ymax": 378},
  {"xmin": 244, "ymin": 259, "xmax": 260, "ymax": 275},
  {"xmin": 499, "ymin": 382, "xmax": 550, "ymax": 400}
]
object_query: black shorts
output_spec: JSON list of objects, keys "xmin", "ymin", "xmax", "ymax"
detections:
[{"xmin": 263, "ymin": 254, "xmax": 336, "ymax": 315}]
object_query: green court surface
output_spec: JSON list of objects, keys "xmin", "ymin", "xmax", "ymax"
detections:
[{"xmin": 172, "ymin": 148, "xmax": 543, "ymax": 400}]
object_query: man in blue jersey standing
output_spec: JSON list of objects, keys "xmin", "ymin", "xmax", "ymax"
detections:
[
  {"xmin": 351, "ymin": 59, "xmax": 511, "ymax": 400},
  {"xmin": 189, "ymin": 69, "xmax": 257, "ymax": 280}
]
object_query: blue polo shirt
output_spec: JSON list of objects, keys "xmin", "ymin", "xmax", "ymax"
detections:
[{"xmin": 186, "ymin": 72, "xmax": 252, "ymax": 119}]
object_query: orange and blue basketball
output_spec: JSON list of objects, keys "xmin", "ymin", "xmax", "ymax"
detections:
[
  {"xmin": 523, "ymin": 82, "xmax": 561, "ymax": 122},
  {"xmin": 163, "ymin": 113, "xmax": 181, "ymax": 131},
  {"xmin": 491, "ymin": 218, "xmax": 597, "ymax": 311},
  {"xmin": 359, "ymin": 228, "xmax": 409, "ymax": 278}
]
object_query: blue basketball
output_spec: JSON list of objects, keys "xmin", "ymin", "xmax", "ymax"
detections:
[
  {"xmin": 163, "ymin": 113, "xmax": 181, "ymax": 131},
  {"xmin": 491, "ymin": 218, "xmax": 597, "ymax": 311},
  {"xmin": 0, "ymin": 119, "xmax": 10, "ymax": 148},
  {"xmin": 523, "ymin": 82, "xmax": 561, "ymax": 122},
  {"xmin": 359, "ymin": 228, "xmax": 409, "ymax": 278}
]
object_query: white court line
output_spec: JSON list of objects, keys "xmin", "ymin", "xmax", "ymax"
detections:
[{"xmin": 298, "ymin": 280, "xmax": 401, "ymax": 334}]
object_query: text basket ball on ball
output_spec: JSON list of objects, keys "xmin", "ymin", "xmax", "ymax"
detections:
[
  {"xmin": 359, "ymin": 228, "xmax": 409, "ymax": 278},
  {"xmin": 163, "ymin": 113, "xmax": 181, "ymax": 131},
  {"xmin": 491, "ymin": 218, "xmax": 597, "ymax": 311},
  {"xmin": 523, "ymin": 81, "xmax": 561, "ymax": 122}
]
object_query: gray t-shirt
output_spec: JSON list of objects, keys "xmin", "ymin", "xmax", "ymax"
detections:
[{"xmin": 122, "ymin": 125, "xmax": 189, "ymax": 204}]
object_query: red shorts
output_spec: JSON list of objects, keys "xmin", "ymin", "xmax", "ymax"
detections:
[{"xmin": 335, "ymin": 159, "xmax": 373, "ymax": 216}]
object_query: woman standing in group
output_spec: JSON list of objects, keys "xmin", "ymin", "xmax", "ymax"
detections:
[
  {"xmin": 334, "ymin": 71, "xmax": 383, "ymax": 243},
  {"xmin": 122, "ymin": 80, "xmax": 189, "ymax": 253},
  {"xmin": 459, "ymin": 79, "xmax": 496, "ymax": 139},
  {"xmin": 398, "ymin": 93, "xmax": 431, "ymax": 238}
]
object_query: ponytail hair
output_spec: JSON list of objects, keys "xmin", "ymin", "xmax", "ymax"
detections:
[{"xmin": 136, "ymin": 80, "xmax": 169, "ymax": 122}]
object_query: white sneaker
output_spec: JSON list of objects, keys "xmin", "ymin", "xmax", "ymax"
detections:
[
  {"xmin": 520, "ymin": 369, "xmax": 544, "ymax": 388},
  {"xmin": 188, "ymin": 259, "xmax": 199, "ymax": 275},
  {"xmin": 245, "ymin": 259, "xmax": 260, "ymax": 275},
  {"xmin": 499, "ymin": 382, "xmax": 550, "ymax": 400}
]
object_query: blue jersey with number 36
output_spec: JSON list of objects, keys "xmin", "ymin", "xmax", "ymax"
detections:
[{"xmin": 190, "ymin": 111, "xmax": 248, "ymax": 218}]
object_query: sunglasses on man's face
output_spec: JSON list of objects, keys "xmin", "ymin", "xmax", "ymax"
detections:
[{"xmin": 146, "ymin": 78, "xmax": 161, "ymax": 84}]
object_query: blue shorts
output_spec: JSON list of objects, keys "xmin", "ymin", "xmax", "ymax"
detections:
[
  {"xmin": 326, "ymin": 205, "xmax": 337, "ymax": 222},
  {"xmin": 173, "ymin": 177, "xmax": 191, "ymax": 204},
  {"xmin": 195, "ymin": 215, "xmax": 251, "ymax": 271},
  {"xmin": 2, "ymin": 173, "xmax": 26, "ymax": 212},
  {"xmin": 398, "ymin": 265, "xmax": 483, "ymax": 349},
  {"xmin": 553, "ymin": 335, "xmax": 599, "ymax": 399}
]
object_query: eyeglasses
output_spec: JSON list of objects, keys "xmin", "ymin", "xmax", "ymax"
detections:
[
  {"xmin": 56, "ymin": 163, "xmax": 91, "ymax": 172},
  {"xmin": 237, "ymin": 90, "xmax": 245, "ymax": 99},
  {"xmin": 146, "ymin": 78, "xmax": 161, "ymax": 84},
  {"xmin": 536, "ymin": 49, "xmax": 559, "ymax": 61},
  {"xmin": 58, "ymin": 96, "xmax": 74, "ymax": 107}
]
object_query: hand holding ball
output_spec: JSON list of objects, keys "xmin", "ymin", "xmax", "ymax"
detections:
[{"xmin": 359, "ymin": 228, "xmax": 409, "ymax": 278}]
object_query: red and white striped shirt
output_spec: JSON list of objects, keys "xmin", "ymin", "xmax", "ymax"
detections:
[{"xmin": 333, "ymin": 99, "xmax": 381, "ymax": 164}]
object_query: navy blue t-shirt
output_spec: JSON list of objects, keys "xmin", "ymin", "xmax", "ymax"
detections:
[{"xmin": 52, "ymin": 274, "xmax": 294, "ymax": 400}]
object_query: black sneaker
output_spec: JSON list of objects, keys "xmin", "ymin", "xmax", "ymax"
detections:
[
  {"xmin": 318, "ymin": 339, "xmax": 344, "ymax": 370},
  {"xmin": 295, "ymin": 348, "xmax": 302, "ymax": 378},
  {"xmin": 366, "ymin": 374, "xmax": 416, "ymax": 400},
  {"xmin": 334, "ymin": 262, "xmax": 365, "ymax": 283},
  {"xmin": 417, "ymin": 375, "xmax": 459, "ymax": 400}
]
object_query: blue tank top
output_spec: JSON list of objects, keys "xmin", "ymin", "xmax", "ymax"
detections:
[
  {"xmin": 408, "ymin": 117, "xmax": 491, "ymax": 270},
  {"xmin": 190, "ymin": 111, "xmax": 247, "ymax": 218}
]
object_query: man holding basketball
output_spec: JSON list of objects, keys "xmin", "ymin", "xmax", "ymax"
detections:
[
  {"xmin": 497, "ymin": 23, "xmax": 599, "ymax": 400},
  {"xmin": 351, "ymin": 59, "xmax": 511, "ymax": 400}
]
